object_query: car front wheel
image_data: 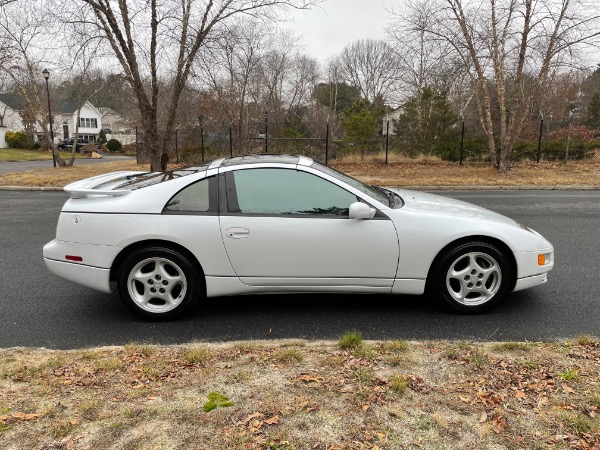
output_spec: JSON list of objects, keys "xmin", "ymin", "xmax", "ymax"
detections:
[
  {"xmin": 428, "ymin": 241, "xmax": 513, "ymax": 314},
  {"xmin": 117, "ymin": 246, "xmax": 201, "ymax": 321}
]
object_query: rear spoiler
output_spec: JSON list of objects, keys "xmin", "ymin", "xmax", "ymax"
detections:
[{"xmin": 64, "ymin": 171, "xmax": 148, "ymax": 199}]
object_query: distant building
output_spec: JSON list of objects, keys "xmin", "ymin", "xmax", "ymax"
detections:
[
  {"xmin": 0, "ymin": 93, "xmax": 103, "ymax": 147},
  {"xmin": 97, "ymin": 107, "xmax": 131, "ymax": 134}
]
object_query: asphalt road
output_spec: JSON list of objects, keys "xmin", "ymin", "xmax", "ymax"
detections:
[{"xmin": 0, "ymin": 189, "xmax": 598, "ymax": 350}]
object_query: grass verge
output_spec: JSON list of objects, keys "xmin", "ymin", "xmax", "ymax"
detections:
[
  {"xmin": 1, "ymin": 159, "xmax": 600, "ymax": 188},
  {"xmin": 0, "ymin": 148, "xmax": 89, "ymax": 162},
  {"xmin": 0, "ymin": 337, "xmax": 598, "ymax": 449}
]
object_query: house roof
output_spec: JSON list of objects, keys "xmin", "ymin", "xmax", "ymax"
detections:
[
  {"xmin": 0, "ymin": 93, "xmax": 81, "ymax": 114},
  {"xmin": 55, "ymin": 100, "xmax": 78, "ymax": 113},
  {"xmin": 0, "ymin": 93, "xmax": 24, "ymax": 110}
]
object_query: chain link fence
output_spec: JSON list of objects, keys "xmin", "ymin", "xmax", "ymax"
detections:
[{"xmin": 129, "ymin": 114, "xmax": 600, "ymax": 168}]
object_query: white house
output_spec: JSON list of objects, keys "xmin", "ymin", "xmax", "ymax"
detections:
[{"xmin": 0, "ymin": 93, "xmax": 103, "ymax": 147}]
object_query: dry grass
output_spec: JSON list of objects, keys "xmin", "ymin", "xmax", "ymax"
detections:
[
  {"xmin": 0, "ymin": 161, "xmax": 146, "ymax": 188},
  {"xmin": 1, "ymin": 159, "xmax": 600, "ymax": 188},
  {"xmin": 0, "ymin": 338, "xmax": 598, "ymax": 449},
  {"xmin": 335, "ymin": 160, "xmax": 600, "ymax": 188}
]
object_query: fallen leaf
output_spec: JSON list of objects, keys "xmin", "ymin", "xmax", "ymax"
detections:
[
  {"xmin": 479, "ymin": 412, "xmax": 487, "ymax": 423},
  {"xmin": 293, "ymin": 375, "xmax": 323, "ymax": 383},
  {"xmin": 264, "ymin": 415, "xmax": 279, "ymax": 425},
  {"xmin": 362, "ymin": 404, "xmax": 369, "ymax": 411},
  {"xmin": 492, "ymin": 415, "xmax": 507, "ymax": 433},
  {"xmin": 248, "ymin": 419, "xmax": 262, "ymax": 433},
  {"xmin": 242, "ymin": 412, "xmax": 264, "ymax": 425},
  {"xmin": 562, "ymin": 384, "xmax": 575, "ymax": 394},
  {"xmin": 515, "ymin": 390, "xmax": 526, "ymax": 399},
  {"xmin": 11, "ymin": 412, "xmax": 41, "ymax": 421}
]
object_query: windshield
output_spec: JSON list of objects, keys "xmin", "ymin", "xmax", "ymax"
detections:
[{"xmin": 310, "ymin": 162, "xmax": 390, "ymax": 206}]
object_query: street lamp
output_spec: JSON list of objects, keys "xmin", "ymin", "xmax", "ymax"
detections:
[{"xmin": 42, "ymin": 68, "xmax": 56, "ymax": 167}]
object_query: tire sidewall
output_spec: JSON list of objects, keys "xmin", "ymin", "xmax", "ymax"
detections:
[
  {"xmin": 117, "ymin": 246, "xmax": 201, "ymax": 321},
  {"xmin": 432, "ymin": 241, "xmax": 512, "ymax": 314}
]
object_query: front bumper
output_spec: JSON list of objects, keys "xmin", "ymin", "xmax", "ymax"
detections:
[{"xmin": 512, "ymin": 272, "xmax": 548, "ymax": 292}]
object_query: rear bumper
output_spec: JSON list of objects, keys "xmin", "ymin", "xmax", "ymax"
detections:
[{"xmin": 44, "ymin": 258, "xmax": 113, "ymax": 293}]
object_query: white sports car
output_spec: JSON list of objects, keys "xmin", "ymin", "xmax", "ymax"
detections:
[{"xmin": 43, "ymin": 154, "xmax": 554, "ymax": 320}]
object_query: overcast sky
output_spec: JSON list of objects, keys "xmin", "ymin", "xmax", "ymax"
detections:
[{"xmin": 282, "ymin": 0, "xmax": 397, "ymax": 66}]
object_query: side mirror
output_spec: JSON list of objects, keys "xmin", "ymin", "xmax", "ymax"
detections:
[{"xmin": 349, "ymin": 202, "xmax": 376, "ymax": 220}]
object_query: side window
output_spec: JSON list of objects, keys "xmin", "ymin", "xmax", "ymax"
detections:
[
  {"xmin": 163, "ymin": 177, "xmax": 216, "ymax": 214},
  {"xmin": 228, "ymin": 168, "xmax": 357, "ymax": 216}
]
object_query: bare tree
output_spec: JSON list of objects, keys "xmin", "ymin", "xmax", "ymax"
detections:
[
  {"xmin": 335, "ymin": 39, "xmax": 399, "ymax": 103},
  {"xmin": 0, "ymin": 1, "xmax": 65, "ymax": 163},
  {"xmin": 53, "ymin": 6, "xmax": 110, "ymax": 165},
  {"xmin": 256, "ymin": 32, "xmax": 317, "ymax": 116},
  {"xmin": 387, "ymin": 0, "xmax": 467, "ymax": 145},
  {"xmin": 196, "ymin": 19, "xmax": 271, "ymax": 139},
  {"xmin": 423, "ymin": 0, "xmax": 600, "ymax": 170},
  {"xmin": 65, "ymin": 0, "xmax": 318, "ymax": 171}
]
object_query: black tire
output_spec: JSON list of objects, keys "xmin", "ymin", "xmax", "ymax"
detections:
[
  {"xmin": 117, "ymin": 246, "xmax": 202, "ymax": 321},
  {"xmin": 428, "ymin": 241, "xmax": 513, "ymax": 314}
]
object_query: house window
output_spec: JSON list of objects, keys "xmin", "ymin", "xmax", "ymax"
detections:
[{"xmin": 79, "ymin": 118, "xmax": 98, "ymax": 128}]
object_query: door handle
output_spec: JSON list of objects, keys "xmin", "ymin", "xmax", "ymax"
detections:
[{"xmin": 225, "ymin": 227, "xmax": 250, "ymax": 239}]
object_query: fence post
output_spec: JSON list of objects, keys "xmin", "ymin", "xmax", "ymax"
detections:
[
  {"xmin": 229, "ymin": 126, "xmax": 233, "ymax": 157},
  {"xmin": 264, "ymin": 110, "xmax": 268, "ymax": 153},
  {"xmin": 385, "ymin": 121, "xmax": 390, "ymax": 164},
  {"xmin": 135, "ymin": 126, "xmax": 139, "ymax": 165},
  {"xmin": 536, "ymin": 118, "xmax": 544, "ymax": 163},
  {"xmin": 325, "ymin": 121, "xmax": 330, "ymax": 166},
  {"xmin": 201, "ymin": 124, "xmax": 205, "ymax": 163},
  {"xmin": 459, "ymin": 119, "xmax": 465, "ymax": 166},
  {"xmin": 175, "ymin": 128, "xmax": 179, "ymax": 164}
]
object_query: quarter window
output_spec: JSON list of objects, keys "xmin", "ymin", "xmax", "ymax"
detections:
[
  {"xmin": 163, "ymin": 177, "xmax": 216, "ymax": 214},
  {"xmin": 228, "ymin": 168, "xmax": 357, "ymax": 216}
]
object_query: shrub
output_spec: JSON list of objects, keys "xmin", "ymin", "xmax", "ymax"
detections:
[
  {"xmin": 513, "ymin": 139, "xmax": 597, "ymax": 161},
  {"xmin": 106, "ymin": 138, "xmax": 122, "ymax": 152},
  {"xmin": 98, "ymin": 129, "xmax": 107, "ymax": 144},
  {"xmin": 5, "ymin": 130, "xmax": 34, "ymax": 149}
]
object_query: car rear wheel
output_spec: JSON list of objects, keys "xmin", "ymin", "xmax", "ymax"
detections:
[
  {"xmin": 428, "ymin": 241, "xmax": 512, "ymax": 314},
  {"xmin": 117, "ymin": 246, "xmax": 201, "ymax": 321}
]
